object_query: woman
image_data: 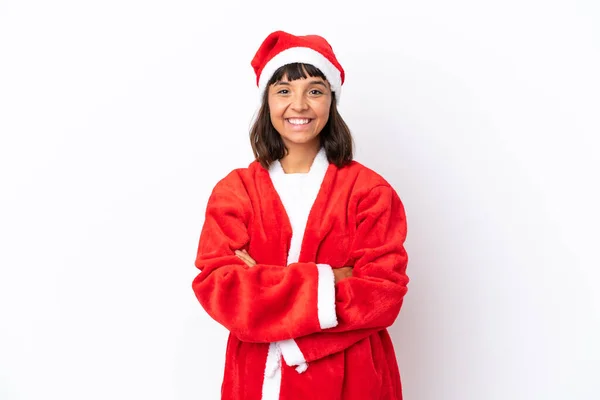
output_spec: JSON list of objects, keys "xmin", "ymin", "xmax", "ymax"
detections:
[{"xmin": 192, "ymin": 30, "xmax": 409, "ymax": 400}]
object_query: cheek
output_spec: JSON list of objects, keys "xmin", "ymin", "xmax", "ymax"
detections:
[
  {"xmin": 313, "ymin": 97, "xmax": 331, "ymax": 116},
  {"xmin": 268, "ymin": 97, "xmax": 286, "ymax": 117},
  {"xmin": 317, "ymin": 104, "xmax": 331, "ymax": 123},
  {"xmin": 268, "ymin": 107, "xmax": 281, "ymax": 125}
]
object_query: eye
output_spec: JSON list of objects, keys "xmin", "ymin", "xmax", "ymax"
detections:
[
  {"xmin": 309, "ymin": 89, "xmax": 323, "ymax": 95},
  {"xmin": 277, "ymin": 89, "xmax": 289, "ymax": 94}
]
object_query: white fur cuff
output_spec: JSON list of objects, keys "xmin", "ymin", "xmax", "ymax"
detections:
[{"xmin": 316, "ymin": 263, "xmax": 338, "ymax": 329}]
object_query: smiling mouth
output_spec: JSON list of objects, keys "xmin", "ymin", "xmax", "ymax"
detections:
[{"xmin": 286, "ymin": 118, "xmax": 312, "ymax": 125}]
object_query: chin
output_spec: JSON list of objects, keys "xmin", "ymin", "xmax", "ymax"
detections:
[{"xmin": 282, "ymin": 136, "xmax": 320, "ymax": 147}]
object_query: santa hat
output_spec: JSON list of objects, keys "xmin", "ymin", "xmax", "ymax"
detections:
[{"xmin": 251, "ymin": 30, "xmax": 345, "ymax": 100}]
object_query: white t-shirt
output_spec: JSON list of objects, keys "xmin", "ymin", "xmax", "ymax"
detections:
[{"xmin": 268, "ymin": 148, "xmax": 329, "ymax": 264}]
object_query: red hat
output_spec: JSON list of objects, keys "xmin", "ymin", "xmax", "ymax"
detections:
[{"xmin": 251, "ymin": 30, "xmax": 345, "ymax": 100}]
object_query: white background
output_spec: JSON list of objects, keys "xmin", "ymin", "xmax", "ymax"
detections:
[{"xmin": 1, "ymin": 0, "xmax": 599, "ymax": 399}]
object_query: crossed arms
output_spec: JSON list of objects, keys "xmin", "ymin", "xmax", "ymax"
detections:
[{"xmin": 192, "ymin": 178, "xmax": 409, "ymax": 368}]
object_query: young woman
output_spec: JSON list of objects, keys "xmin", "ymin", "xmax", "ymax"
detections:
[{"xmin": 192, "ymin": 30, "xmax": 409, "ymax": 400}]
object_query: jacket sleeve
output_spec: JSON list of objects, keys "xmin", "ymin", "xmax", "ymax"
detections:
[
  {"xmin": 329, "ymin": 184, "xmax": 409, "ymax": 333},
  {"xmin": 278, "ymin": 184, "xmax": 409, "ymax": 369},
  {"xmin": 191, "ymin": 175, "xmax": 338, "ymax": 343}
]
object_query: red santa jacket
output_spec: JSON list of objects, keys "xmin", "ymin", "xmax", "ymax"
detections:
[{"xmin": 193, "ymin": 149, "xmax": 409, "ymax": 399}]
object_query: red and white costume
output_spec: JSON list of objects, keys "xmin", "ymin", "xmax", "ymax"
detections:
[{"xmin": 192, "ymin": 148, "xmax": 409, "ymax": 399}]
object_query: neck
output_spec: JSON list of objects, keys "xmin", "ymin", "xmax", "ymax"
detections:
[{"xmin": 280, "ymin": 142, "xmax": 321, "ymax": 174}]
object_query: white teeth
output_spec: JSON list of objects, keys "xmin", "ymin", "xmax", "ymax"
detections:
[{"xmin": 287, "ymin": 118, "xmax": 311, "ymax": 125}]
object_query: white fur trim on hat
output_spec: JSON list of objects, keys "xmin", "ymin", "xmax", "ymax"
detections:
[{"xmin": 258, "ymin": 47, "xmax": 343, "ymax": 101}]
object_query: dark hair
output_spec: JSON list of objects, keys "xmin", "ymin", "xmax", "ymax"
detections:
[{"xmin": 250, "ymin": 63, "xmax": 354, "ymax": 169}]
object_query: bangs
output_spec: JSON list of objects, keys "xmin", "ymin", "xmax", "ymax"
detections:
[{"xmin": 267, "ymin": 63, "xmax": 327, "ymax": 85}]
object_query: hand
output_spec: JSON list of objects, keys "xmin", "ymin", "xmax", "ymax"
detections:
[
  {"xmin": 235, "ymin": 249, "xmax": 256, "ymax": 267},
  {"xmin": 333, "ymin": 266, "xmax": 353, "ymax": 284}
]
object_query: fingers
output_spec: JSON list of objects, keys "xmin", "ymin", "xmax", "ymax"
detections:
[
  {"xmin": 235, "ymin": 249, "xmax": 257, "ymax": 267},
  {"xmin": 235, "ymin": 250, "xmax": 251, "ymax": 266},
  {"xmin": 235, "ymin": 250, "xmax": 250, "ymax": 265},
  {"xmin": 333, "ymin": 266, "xmax": 353, "ymax": 283}
]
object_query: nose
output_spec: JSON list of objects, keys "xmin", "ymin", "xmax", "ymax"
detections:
[{"xmin": 290, "ymin": 93, "xmax": 308, "ymax": 111}]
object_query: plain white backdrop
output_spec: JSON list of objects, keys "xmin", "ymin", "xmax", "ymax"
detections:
[{"xmin": 1, "ymin": 0, "xmax": 599, "ymax": 399}]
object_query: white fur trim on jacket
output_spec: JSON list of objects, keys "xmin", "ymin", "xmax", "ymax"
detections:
[
  {"xmin": 316, "ymin": 263, "xmax": 338, "ymax": 329},
  {"xmin": 277, "ymin": 339, "xmax": 308, "ymax": 373},
  {"xmin": 261, "ymin": 343, "xmax": 282, "ymax": 400}
]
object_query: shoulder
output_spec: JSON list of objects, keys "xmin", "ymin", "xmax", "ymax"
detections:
[
  {"xmin": 338, "ymin": 160, "xmax": 397, "ymax": 193},
  {"xmin": 209, "ymin": 161, "xmax": 265, "ymax": 197},
  {"xmin": 337, "ymin": 160, "xmax": 405, "ymax": 213},
  {"xmin": 339, "ymin": 161, "xmax": 406, "ymax": 218}
]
